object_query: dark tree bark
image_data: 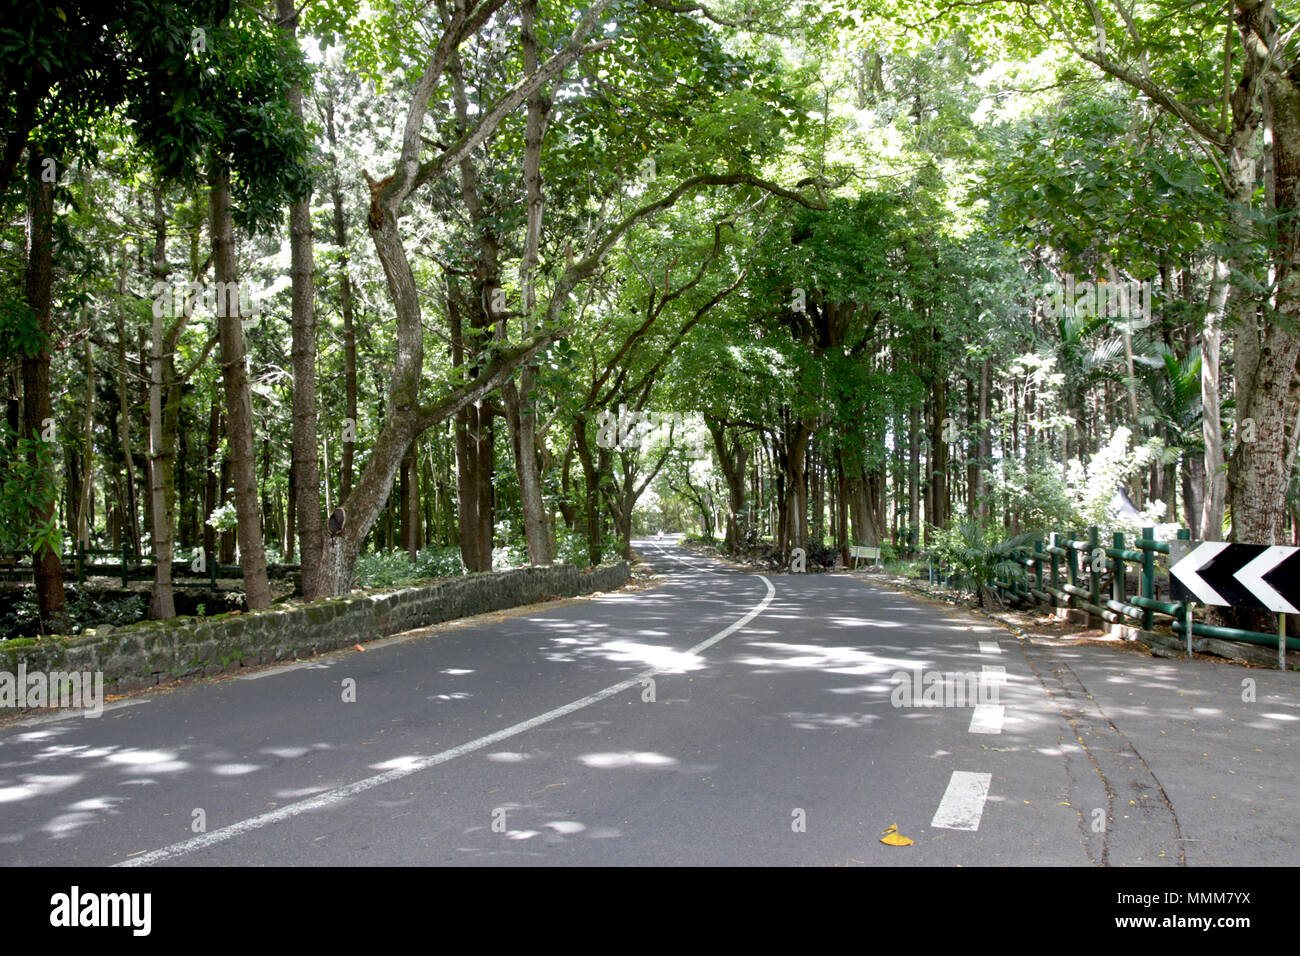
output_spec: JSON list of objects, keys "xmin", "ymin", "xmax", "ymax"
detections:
[
  {"xmin": 324, "ymin": 89, "xmax": 360, "ymax": 504},
  {"xmin": 503, "ymin": 0, "xmax": 554, "ymax": 566},
  {"xmin": 707, "ymin": 417, "xmax": 749, "ymax": 552},
  {"xmin": 209, "ymin": 159, "xmax": 271, "ymax": 610},
  {"xmin": 279, "ymin": 0, "xmax": 324, "ymax": 599},
  {"xmin": 21, "ymin": 146, "xmax": 65, "ymax": 630}
]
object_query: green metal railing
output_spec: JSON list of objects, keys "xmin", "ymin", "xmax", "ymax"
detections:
[
  {"xmin": 927, "ymin": 526, "xmax": 1297, "ymax": 653},
  {"xmin": 0, "ymin": 545, "xmax": 297, "ymax": 590}
]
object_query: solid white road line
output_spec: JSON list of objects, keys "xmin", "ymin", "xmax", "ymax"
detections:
[
  {"xmin": 931, "ymin": 770, "xmax": 992, "ymax": 831},
  {"xmin": 978, "ymin": 641, "xmax": 1001, "ymax": 655},
  {"xmin": 116, "ymin": 573, "xmax": 777, "ymax": 867},
  {"xmin": 968, "ymin": 704, "xmax": 1005, "ymax": 735}
]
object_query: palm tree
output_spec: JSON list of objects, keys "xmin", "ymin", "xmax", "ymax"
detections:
[{"xmin": 1135, "ymin": 345, "xmax": 1203, "ymax": 533}]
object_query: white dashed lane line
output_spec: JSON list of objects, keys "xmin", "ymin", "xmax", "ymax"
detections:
[
  {"xmin": 968, "ymin": 704, "xmax": 1005, "ymax": 735},
  {"xmin": 931, "ymin": 771, "xmax": 993, "ymax": 831},
  {"xmin": 978, "ymin": 641, "xmax": 1001, "ymax": 655}
]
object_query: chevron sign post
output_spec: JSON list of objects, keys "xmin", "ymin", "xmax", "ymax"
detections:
[{"xmin": 1169, "ymin": 541, "xmax": 1297, "ymax": 668}]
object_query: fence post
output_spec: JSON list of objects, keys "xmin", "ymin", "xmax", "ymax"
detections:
[
  {"xmin": 1140, "ymin": 527, "xmax": 1154, "ymax": 630},
  {"xmin": 210, "ymin": 552, "xmax": 217, "ymax": 589},
  {"xmin": 1087, "ymin": 526, "xmax": 1101, "ymax": 627},
  {"xmin": 1049, "ymin": 533, "xmax": 1060, "ymax": 610},
  {"xmin": 1066, "ymin": 531, "xmax": 1078, "ymax": 618},
  {"xmin": 1176, "ymin": 527, "xmax": 1192, "ymax": 650},
  {"xmin": 1111, "ymin": 531, "xmax": 1125, "ymax": 621},
  {"xmin": 1034, "ymin": 539, "xmax": 1044, "ymax": 607}
]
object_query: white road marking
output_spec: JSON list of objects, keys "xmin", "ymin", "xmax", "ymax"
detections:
[
  {"xmin": 238, "ymin": 660, "xmax": 334, "ymax": 680},
  {"xmin": 968, "ymin": 704, "xmax": 1005, "ymax": 735},
  {"xmin": 116, "ymin": 574, "xmax": 777, "ymax": 867},
  {"xmin": 648, "ymin": 540, "xmax": 723, "ymax": 575},
  {"xmin": 981, "ymin": 664, "xmax": 1006, "ymax": 683},
  {"xmin": 931, "ymin": 770, "xmax": 992, "ymax": 831},
  {"xmin": 978, "ymin": 641, "xmax": 1001, "ymax": 655},
  {"xmin": 3, "ymin": 698, "xmax": 150, "ymax": 728}
]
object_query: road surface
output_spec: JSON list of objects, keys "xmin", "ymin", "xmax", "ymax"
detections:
[{"xmin": 1, "ymin": 537, "xmax": 1292, "ymax": 866}]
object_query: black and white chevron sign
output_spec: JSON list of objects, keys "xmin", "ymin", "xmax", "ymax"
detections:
[{"xmin": 1169, "ymin": 541, "xmax": 1300, "ymax": 613}]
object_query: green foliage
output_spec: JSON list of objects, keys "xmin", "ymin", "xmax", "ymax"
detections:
[
  {"xmin": 554, "ymin": 530, "xmax": 616, "ymax": 568},
  {"xmin": 125, "ymin": 3, "xmax": 311, "ymax": 231},
  {"xmin": 985, "ymin": 454, "xmax": 1078, "ymax": 532},
  {"xmin": 207, "ymin": 501, "xmax": 238, "ymax": 534},
  {"xmin": 0, "ymin": 297, "xmax": 46, "ymax": 359},
  {"xmin": 352, "ymin": 548, "xmax": 466, "ymax": 589},
  {"xmin": 0, "ymin": 585, "xmax": 147, "ymax": 641},
  {"xmin": 0, "ymin": 422, "xmax": 59, "ymax": 555},
  {"xmin": 64, "ymin": 587, "xmax": 147, "ymax": 633},
  {"xmin": 1065, "ymin": 427, "xmax": 1167, "ymax": 530},
  {"xmin": 986, "ymin": 91, "xmax": 1224, "ymax": 273},
  {"xmin": 927, "ymin": 521, "xmax": 1038, "ymax": 606}
]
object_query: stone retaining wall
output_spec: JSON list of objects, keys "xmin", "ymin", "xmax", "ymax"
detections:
[{"xmin": 0, "ymin": 562, "xmax": 629, "ymax": 697}]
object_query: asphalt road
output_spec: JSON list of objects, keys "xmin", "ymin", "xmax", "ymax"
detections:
[{"xmin": 0, "ymin": 536, "xmax": 1286, "ymax": 866}]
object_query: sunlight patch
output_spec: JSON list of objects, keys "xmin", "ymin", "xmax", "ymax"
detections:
[
  {"xmin": 578, "ymin": 751, "xmax": 678, "ymax": 769},
  {"xmin": 0, "ymin": 773, "xmax": 83, "ymax": 803},
  {"xmin": 211, "ymin": 763, "xmax": 262, "ymax": 776},
  {"xmin": 597, "ymin": 641, "xmax": 704, "ymax": 673},
  {"xmin": 486, "ymin": 752, "xmax": 531, "ymax": 763}
]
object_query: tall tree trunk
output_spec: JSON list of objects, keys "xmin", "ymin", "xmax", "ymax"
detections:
[
  {"xmin": 504, "ymin": 0, "xmax": 553, "ymax": 566},
  {"xmin": 810, "ymin": 442, "xmax": 824, "ymax": 545},
  {"xmin": 76, "ymin": 331, "xmax": 93, "ymax": 551},
  {"xmin": 450, "ymin": 278, "xmax": 493, "ymax": 573},
  {"xmin": 204, "ymin": 400, "xmax": 219, "ymax": 561},
  {"xmin": 834, "ymin": 450, "xmax": 849, "ymax": 563},
  {"xmin": 21, "ymin": 145, "xmax": 64, "ymax": 631},
  {"xmin": 209, "ymin": 159, "xmax": 271, "ymax": 609},
  {"xmin": 907, "ymin": 401, "xmax": 920, "ymax": 546},
  {"xmin": 929, "ymin": 376, "xmax": 949, "ymax": 530},
  {"xmin": 707, "ymin": 418, "xmax": 748, "ymax": 552},
  {"xmin": 324, "ymin": 84, "xmax": 358, "ymax": 503},
  {"xmin": 148, "ymin": 184, "xmax": 177, "ymax": 619},
  {"xmin": 574, "ymin": 415, "xmax": 604, "ymax": 565},
  {"xmin": 1228, "ymin": 19, "xmax": 1300, "ymax": 553},
  {"xmin": 786, "ymin": 419, "xmax": 812, "ymax": 550},
  {"xmin": 279, "ymin": 0, "xmax": 324, "ymax": 600},
  {"xmin": 285, "ymin": 462, "xmax": 296, "ymax": 562},
  {"xmin": 115, "ymin": 256, "xmax": 141, "ymax": 558},
  {"xmin": 1200, "ymin": 258, "xmax": 1230, "ymax": 539}
]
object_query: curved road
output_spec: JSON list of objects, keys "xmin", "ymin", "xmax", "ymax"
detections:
[{"xmin": 0, "ymin": 537, "xmax": 1190, "ymax": 866}]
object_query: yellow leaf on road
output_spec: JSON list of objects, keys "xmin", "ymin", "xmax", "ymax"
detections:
[{"xmin": 880, "ymin": 823, "xmax": 914, "ymax": 847}]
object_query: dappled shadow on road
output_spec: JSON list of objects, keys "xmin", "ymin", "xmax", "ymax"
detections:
[{"xmin": 0, "ymin": 722, "xmax": 345, "ymax": 846}]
